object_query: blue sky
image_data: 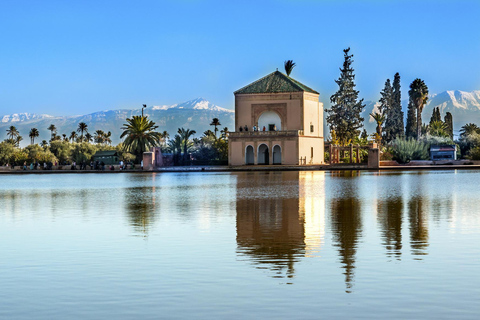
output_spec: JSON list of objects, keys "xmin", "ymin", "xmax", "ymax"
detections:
[{"xmin": 0, "ymin": 0, "xmax": 479, "ymax": 116}]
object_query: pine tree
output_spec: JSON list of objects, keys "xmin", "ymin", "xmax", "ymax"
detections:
[
  {"xmin": 326, "ymin": 48, "xmax": 365, "ymax": 145},
  {"xmin": 405, "ymin": 98, "xmax": 417, "ymax": 139},
  {"xmin": 384, "ymin": 72, "xmax": 404, "ymax": 142},
  {"xmin": 444, "ymin": 112, "xmax": 453, "ymax": 139}
]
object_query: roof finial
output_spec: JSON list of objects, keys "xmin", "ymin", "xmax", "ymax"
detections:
[{"xmin": 276, "ymin": 68, "xmax": 278, "ymax": 71}]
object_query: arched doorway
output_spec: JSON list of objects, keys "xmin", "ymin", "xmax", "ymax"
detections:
[
  {"xmin": 273, "ymin": 145, "xmax": 281, "ymax": 164},
  {"xmin": 258, "ymin": 144, "xmax": 269, "ymax": 165},
  {"xmin": 258, "ymin": 111, "xmax": 282, "ymax": 131},
  {"xmin": 245, "ymin": 145, "xmax": 254, "ymax": 165}
]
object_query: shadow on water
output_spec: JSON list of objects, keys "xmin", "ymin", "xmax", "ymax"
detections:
[{"xmin": 235, "ymin": 171, "xmax": 325, "ymax": 282}]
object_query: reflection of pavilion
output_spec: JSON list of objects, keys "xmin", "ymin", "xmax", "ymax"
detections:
[{"xmin": 235, "ymin": 171, "xmax": 325, "ymax": 279}]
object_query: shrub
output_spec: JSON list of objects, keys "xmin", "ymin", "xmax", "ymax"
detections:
[
  {"xmin": 467, "ymin": 147, "xmax": 480, "ymax": 160},
  {"xmin": 390, "ymin": 138, "xmax": 429, "ymax": 164}
]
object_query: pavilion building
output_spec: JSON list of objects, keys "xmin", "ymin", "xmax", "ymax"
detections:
[{"xmin": 228, "ymin": 71, "xmax": 324, "ymax": 166}]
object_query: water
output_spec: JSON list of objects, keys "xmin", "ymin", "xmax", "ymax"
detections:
[{"xmin": 1, "ymin": 170, "xmax": 479, "ymax": 319}]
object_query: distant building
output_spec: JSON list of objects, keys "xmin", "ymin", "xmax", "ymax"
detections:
[
  {"xmin": 92, "ymin": 150, "xmax": 119, "ymax": 164},
  {"xmin": 228, "ymin": 71, "xmax": 324, "ymax": 165},
  {"xmin": 430, "ymin": 145, "xmax": 457, "ymax": 161}
]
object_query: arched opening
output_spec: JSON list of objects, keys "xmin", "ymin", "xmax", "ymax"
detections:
[
  {"xmin": 245, "ymin": 145, "xmax": 254, "ymax": 165},
  {"xmin": 273, "ymin": 145, "xmax": 281, "ymax": 165},
  {"xmin": 258, "ymin": 111, "xmax": 282, "ymax": 131},
  {"xmin": 258, "ymin": 144, "xmax": 269, "ymax": 165}
]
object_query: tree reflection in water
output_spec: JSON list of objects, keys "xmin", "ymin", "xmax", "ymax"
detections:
[
  {"xmin": 124, "ymin": 175, "xmax": 159, "ymax": 237},
  {"xmin": 377, "ymin": 196, "xmax": 403, "ymax": 260},
  {"xmin": 408, "ymin": 196, "xmax": 429, "ymax": 258}
]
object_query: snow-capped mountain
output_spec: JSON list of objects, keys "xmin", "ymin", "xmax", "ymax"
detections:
[{"xmin": 0, "ymin": 98, "xmax": 234, "ymax": 146}]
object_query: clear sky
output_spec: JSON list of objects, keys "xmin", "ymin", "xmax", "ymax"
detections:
[{"xmin": 0, "ymin": 0, "xmax": 479, "ymax": 116}]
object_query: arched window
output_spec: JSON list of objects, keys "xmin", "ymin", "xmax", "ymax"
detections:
[{"xmin": 258, "ymin": 111, "xmax": 282, "ymax": 131}]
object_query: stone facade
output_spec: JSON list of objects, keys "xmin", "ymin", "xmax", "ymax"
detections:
[{"xmin": 228, "ymin": 72, "xmax": 324, "ymax": 166}]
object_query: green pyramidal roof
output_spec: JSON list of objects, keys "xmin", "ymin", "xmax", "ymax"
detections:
[{"xmin": 234, "ymin": 71, "xmax": 319, "ymax": 95}]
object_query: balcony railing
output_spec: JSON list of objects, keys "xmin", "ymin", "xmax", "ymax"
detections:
[{"xmin": 229, "ymin": 130, "xmax": 304, "ymax": 138}]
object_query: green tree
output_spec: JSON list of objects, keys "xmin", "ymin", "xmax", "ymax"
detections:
[
  {"xmin": 210, "ymin": 118, "xmax": 221, "ymax": 138},
  {"xmin": 429, "ymin": 107, "xmax": 441, "ymax": 125},
  {"xmin": 47, "ymin": 124, "xmax": 57, "ymax": 141},
  {"xmin": 326, "ymin": 48, "xmax": 365, "ymax": 145},
  {"xmin": 428, "ymin": 120, "xmax": 448, "ymax": 137},
  {"xmin": 84, "ymin": 132, "xmax": 93, "ymax": 143},
  {"xmin": 40, "ymin": 140, "xmax": 48, "ymax": 149},
  {"xmin": 168, "ymin": 134, "xmax": 183, "ymax": 165},
  {"xmin": 460, "ymin": 123, "xmax": 480, "ymax": 138},
  {"xmin": 49, "ymin": 140, "xmax": 73, "ymax": 164},
  {"xmin": 284, "ymin": 60, "xmax": 296, "ymax": 76},
  {"xmin": 6, "ymin": 126, "xmax": 19, "ymax": 140},
  {"xmin": 408, "ymin": 78, "xmax": 429, "ymax": 139},
  {"xmin": 120, "ymin": 115, "xmax": 161, "ymax": 162},
  {"xmin": 77, "ymin": 122, "xmax": 88, "ymax": 141},
  {"xmin": 29, "ymin": 128, "xmax": 39, "ymax": 145},
  {"xmin": 444, "ymin": 112, "xmax": 453, "ymax": 139},
  {"xmin": 178, "ymin": 128, "xmax": 196, "ymax": 164},
  {"xmin": 370, "ymin": 112, "xmax": 385, "ymax": 146},
  {"xmin": 405, "ymin": 98, "xmax": 417, "ymax": 139},
  {"xmin": 220, "ymin": 127, "xmax": 229, "ymax": 139},
  {"xmin": 387, "ymin": 72, "xmax": 405, "ymax": 141},
  {"xmin": 69, "ymin": 131, "xmax": 78, "ymax": 142}
]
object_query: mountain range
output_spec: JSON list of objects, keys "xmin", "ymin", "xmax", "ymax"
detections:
[
  {"xmin": 2, "ymin": 90, "xmax": 480, "ymax": 147},
  {"xmin": 0, "ymin": 98, "xmax": 235, "ymax": 146}
]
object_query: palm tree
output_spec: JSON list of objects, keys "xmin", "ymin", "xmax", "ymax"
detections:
[
  {"xmin": 6, "ymin": 126, "xmax": 19, "ymax": 140},
  {"xmin": 120, "ymin": 115, "xmax": 162, "ymax": 162},
  {"xmin": 85, "ymin": 132, "xmax": 93, "ymax": 143},
  {"xmin": 178, "ymin": 128, "xmax": 196, "ymax": 164},
  {"xmin": 220, "ymin": 127, "xmax": 229, "ymax": 139},
  {"xmin": 210, "ymin": 118, "xmax": 221, "ymax": 138},
  {"xmin": 29, "ymin": 128, "xmax": 40, "ymax": 144},
  {"xmin": 15, "ymin": 135, "xmax": 23, "ymax": 147},
  {"xmin": 428, "ymin": 120, "xmax": 448, "ymax": 138},
  {"xmin": 47, "ymin": 124, "xmax": 57, "ymax": 141},
  {"xmin": 62, "ymin": 134, "xmax": 68, "ymax": 141},
  {"xmin": 40, "ymin": 140, "xmax": 48, "ymax": 148},
  {"xmin": 70, "ymin": 131, "xmax": 78, "ymax": 142},
  {"xmin": 409, "ymin": 79, "xmax": 429, "ymax": 140},
  {"xmin": 284, "ymin": 60, "xmax": 296, "ymax": 76},
  {"xmin": 77, "ymin": 122, "xmax": 88, "ymax": 142},
  {"xmin": 167, "ymin": 134, "xmax": 183, "ymax": 165},
  {"xmin": 104, "ymin": 131, "xmax": 112, "ymax": 145},
  {"xmin": 370, "ymin": 112, "xmax": 385, "ymax": 145},
  {"xmin": 460, "ymin": 123, "xmax": 480, "ymax": 138},
  {"xmin": 94, "ymin": 130, "xmax": 105, "ymax": 144}
]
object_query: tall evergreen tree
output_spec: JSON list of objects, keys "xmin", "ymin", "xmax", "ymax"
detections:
[
  {"xmin": 444, "ymin": 112, "xmax": 453, "ymax": 139},
  {"xmin": 405, "ymin": 98, "xmax": 417, "ymax": 139},
  {"xmin": 409, "ymin": 78, "xmax": 429, "ymax": 139},
  {"xmin": 386, "ymin": 72, "xmax": 405, "ymax": 141},
  {"xmin": 326, "ymin": 48, "xmax": 365, "ymax": 145},
  {"xmin": 430, "ymin": 107, "xmax": 441, "ymax": 125},
  {"xmin": 378, "ymin": 79, "xmax": 393, "ymax": 141}
]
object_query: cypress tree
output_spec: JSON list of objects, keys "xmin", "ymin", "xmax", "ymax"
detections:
[
  {"xmin": 326, "ymin": 48, "xmax": 365, "ymax": 145},
  {"xmin": 405, "ymin": 98, "xmax": 417, "ymax": 139},
  {"xmin": 444, "ymin": 112, "xmax": 453, "ymax": 139},
  {"xmin": 384, "ymin": 72, "xmax": 404, "ymax": 142},
  {"xmin": 380, "ymin": 79, "xmax": 393, "ymax": 142}
]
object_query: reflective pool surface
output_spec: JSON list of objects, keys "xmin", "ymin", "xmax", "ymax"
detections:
[{"xmin": 1, "ymin": 171, "xmax": 479, "ymax": 319}]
